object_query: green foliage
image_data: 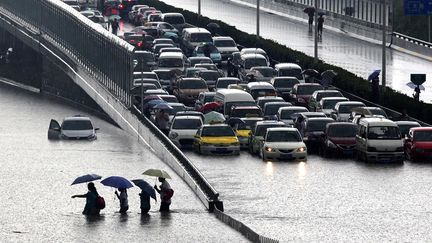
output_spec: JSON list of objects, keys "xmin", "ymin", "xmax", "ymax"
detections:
[{"xmin": 139, "ymin": 0, "xmax": 432, "ymax": 124}]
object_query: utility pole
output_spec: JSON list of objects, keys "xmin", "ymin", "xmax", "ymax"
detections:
[
  {"xmin": 256, "ymin": 0, "xmax": 260, "ymax": 39},
  {"xmin": 381, "ymin": 0, "xmax": 387, "ymax": 89},
  {"xmin": 314, "ymin": 0, "xmax": 318, "ymax": 63},
  {"xmin": 198, "ymin": 0, "xmax": 201, "ymax": 16}
]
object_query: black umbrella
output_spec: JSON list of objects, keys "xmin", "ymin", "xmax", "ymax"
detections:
[
  {"xmin": 207, "ymin": 22, "xmax": 220, "ymax": 29},
  {"xmin": 303, "ymin": 7, "xmax": 315, "ymax": 15},
  {"xmin": 301, "ymin": 69, "xmax": 320, "ymax": 78},
  {"xmin": 320, "ymin": 70, "xmax": 337, "ymax": 88}
]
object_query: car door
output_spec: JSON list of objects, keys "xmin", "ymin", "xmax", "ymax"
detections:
[
  {"xmin": 404, "ymin": 130, "xmax": 414, "ymax": 156},
  {"xmin": 48, "ymin": 119, "xmax": 61, "ymax": 140},
  {"xmin": 356, "ymin": 125, "xmax": 367, "ymax": 153}
]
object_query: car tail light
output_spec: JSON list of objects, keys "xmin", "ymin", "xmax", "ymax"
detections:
[
  {"xmin": 137, "ymin": 41, "xmax": 143, "ymax": 48},
  {"xmin": 119, "ymin": 4, "xmax": 124, "ymax": 9}
]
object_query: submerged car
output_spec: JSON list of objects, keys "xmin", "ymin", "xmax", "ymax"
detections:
[
  {"xmin": 404, "ymin": 127, "xmax": 432, "ymax": 161},
  {"xmin": 193, "ymin": 124, "xmax": 240, "ymax": 155},
  {"xmin": 168, "ymin": 116, "xmax": 203, "ymax": 148},
  {"xmin": 48, "ymin": 116, "xmax": 98, "ymax": 140},
  {"xmin": 233, "ymin": 117, "xmax": 263, "ymax": 148},
  {"xmin": 319, "ymin": 122, "xmax": 357, "ymax": 157},
  {"xmin": 248, "ymin": 120, "xmax": 286, "ymax": 154},
  {"xmin": 259, "ymin": 127, "xmax": 307, "ymax": 161}
]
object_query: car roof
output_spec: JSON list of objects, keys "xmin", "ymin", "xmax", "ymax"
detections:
[
  {"xmin": 241, "ymin": 48, "xmax": 266, "ymax": 54},
  {"xmin": 327, "ymin": 122, "xmax": 357, "ymax": 127},
  {"xmin": 306, "ymin": 117, "xmax": 334, "ymax": 122},
  {"xmin": 267, "ymin": 127, "xmax": 298, "ymax": 132},
  {"xmin": 359, "ymin": 117, "xmax": 397, "ymax": 126},
  {"xmin": 256, "ymin": 120, "xmax": 286, "ymax": 126},
  {"xmin": 241, "ymin": 53, "xmax": 266, "ymax": 59},
  {"xmin": 272, "ymin": 76, "xmax": 298, "ymax": 81},
  {"xmin": 173, "ymin": 115, "xmax": 202, "ymax": 120},
  {"xmin": 217, "ymin": 77, "xmax": 240, "ymax": 81},
  {"xmin": 301, "ymin": 112, "xmax": 326, "ymax": 117},
  {"xmin": 410, "ymin": 127, "xmax": 432, "ymax": 132},
  {"xmin": 202, "ymin": 123, "xmax": 231, "ymax": 128},
  {"xmin": 294, "ymin": 83, "xmax": 322, "ymax": 87},
  {"xmin": 274, "ymin": 63, "xmax": 301, "ymax": 69},
  {"xmin": 321, "ymin": 97, "xmax": 349, "ymax": 101},
  {"xmin": 64, "ymin": 116, "xmax": 91, "ymax": 121},
  {"xmin": 247, "ymin": 82, "xmax": 274, "ymax": 88},
  {"xmin": 232, "ymin": 106, "xmax": 260, "ymax": 110},
  {"xmin": 183, "ymin": 27, "xmax": 210, "ymax": 33},
  {"xmin": 395, "ymin": 121, "xmax": 421, "ymax": 126},
  {"xmin": 159, "ymin": 52, "xmax": 183, "ymax": 58},
  {"xmin": 313, "ymin": 90, "xmax": 341, "ymax": 95},
  {"xmin": 213, "ymin": 36, "xmax": 234, "ymax": 41},
  {"xmin": 336, "ymin": 101, "xmax": 365, "ymax": 106},
  {"xmin": 240, "ymin": 117, "xmax": 264, "ymax": 121},
  {"xmin": 279, "ymin": 106, "xmax": 308, "ymax": 111}
]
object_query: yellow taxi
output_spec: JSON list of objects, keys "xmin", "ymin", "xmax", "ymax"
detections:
[
  {"xmin": 193, "ymin": 124, "xmax": 240, "ymax": 155},
  {"xmin": 234, "ymin": 117, "xmax": 263, "ymax": 148}
]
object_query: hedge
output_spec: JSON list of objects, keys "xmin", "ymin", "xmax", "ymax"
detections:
[{"xmin": 140, "ymin": 0, "xmax": 432, "ymax": 124}]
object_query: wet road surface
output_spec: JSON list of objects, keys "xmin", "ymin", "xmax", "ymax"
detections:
[
  {"xmin": 0, "ymin": 82, "xmax": 245, "ymax": 242},
  {"xmin": 162, "ymin": 0, "xmax": 432, "ymax": 103},
  {"xmin": 184, "ymin": 151, "xmax": 432, "ymax": 242}
]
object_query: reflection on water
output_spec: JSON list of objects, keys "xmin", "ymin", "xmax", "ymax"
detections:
[
  {"xmin": 297, "ymin": 161, "xmax": 307, "ymax": 181},
  {"xmin": 265, "ymin": 161, "xmax": 274, "ymax": 176}
]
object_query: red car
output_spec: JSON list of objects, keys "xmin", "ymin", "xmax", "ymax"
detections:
[
  {"xmin": 404, "ymin": 127, "xmax": 432, "ymax": 161},
  {"xmin": 319, "ymin": 122, "xmax": 357, "ymax": 158}
]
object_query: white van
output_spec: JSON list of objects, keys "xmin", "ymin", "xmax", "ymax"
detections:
[
  {"xmin": 157, "ymin": 52, "xmax": 186, "ymax": 72},
  {"xmin": 356, "ymin": 118, "xmax": 404, "ymax": 163},
  {"xmin": 214, "ymin": 89, "xmax": 256, "ymax": 116},
  {"xmin": 274, "ymin": 63, "xmax": 304, "ymax": 82}
]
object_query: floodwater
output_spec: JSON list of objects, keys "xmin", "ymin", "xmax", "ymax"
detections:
[
  {"xmin": 185, "ymin": 151, "xmax": 432, "ymax": 242},
  {"xmin": 163, "ymin": 0, "xmax": 432, "ymax": 103},
  {"xmin": 0, "ymin": 82, "xmax": 245, "ymax": 242}
]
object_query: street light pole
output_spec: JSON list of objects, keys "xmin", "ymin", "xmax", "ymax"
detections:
[
  {"xmin": 381, "ymin": 0, "xmax": 387, "ymax": 89},
  {"xmin": 314, "ymin": 0, "xmax": 318, "ymax": 63},
  {"xmin": 198, "ymin": 0, "xmax": 201, "ymax": 16},
  {"xmin": 256, "ymin": 0, "xmax": 260, "ymax": 39}
]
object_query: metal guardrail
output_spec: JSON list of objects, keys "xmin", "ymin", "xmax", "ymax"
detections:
[
  {"xmin": 214, "ymin": 208, "xmax": 279, "ymax": 243},
  {"xmin": 130, "ymin": 106, "xmax": 223, "ymax": 211},
  {"xmin": 392, "ymin": 32, "xmax": 432, "ymax": 49},
  {"xmin": 0, "ymin": 0, "xmax": 134, "ymax": 107}
]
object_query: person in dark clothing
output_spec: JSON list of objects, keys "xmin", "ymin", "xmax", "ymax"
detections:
[
  {"xmin": 115, "ymin": 188, "xmax": 129, "ymax": 214},
  {"xmin": 111, "ymin": 19, "xmax": 119, "ymax": 35},
  {"xmin": 371, "ymin": 76, "xmax": 380, "ymax": 103},
  {"xmin": 71, "ymin": 182, "xmax": 101, "ymax": 216},
  {"xmin": 413, "ymin": 86, "xmax": 421, "ymax": 101},
  {"xmin": 139, "ymin": 190, "xmax": 151, "ymax": 214},
  {"xmin": 308, "ymin": 12, "xmax": 314, "ymax": 32},
  {"xmin": 317, "ymin": 15, "xmax": 324, "ymax": 37}
]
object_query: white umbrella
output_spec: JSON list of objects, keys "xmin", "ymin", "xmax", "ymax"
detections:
[{"xmin": 406, "ymin": 82, "xmax": 425, "ymax": 91}]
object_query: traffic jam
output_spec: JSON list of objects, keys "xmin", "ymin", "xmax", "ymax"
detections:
[{"xmin": 82, "ymin": 1, "xmax": 431, "ymax": 163}]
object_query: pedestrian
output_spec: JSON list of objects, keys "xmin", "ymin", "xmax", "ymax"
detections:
[
  {"xmin": 413, "ymin": 86, "xmax": 420, "ymax": 102},
  {"xmin": 371, "ymin": 76, "xmax": 380, "ymax": 103},
  {"xmin": 111, "ymin": 18, "xmax": 119, "ymax": 35},
  {"xmin": 115, "ymin": 188, "xmax": 129, "ymax": 214},
  {"xmin": 155, "ymin": 109, "xmax": 170, "ymax": 135},
  {"xmin": 307, "ymin": 11, "xmax": 314, "ymax": 32},
  {"xmin": 318, "ymin": 14, "xmax": 324, "ymax": 37},
  {"xmin": 139, "ymin": 189, "xmax": 151, "ymax": 214},
  {"xmin": 154, "ymin": 177, "xmax": 174, "ymax": 212},
  {"xmin": 398, "ymin": 108, "xmax": 409, "ymax": 121},
  {"xmin": 71, "ymin": 182, "xmax": 101, "ymax": 216}
]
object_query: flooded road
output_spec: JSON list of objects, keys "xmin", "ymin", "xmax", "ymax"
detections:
[
  {"xmin": 0, "ymin": 82, "xmax": 245, "ymax": 242},
  {"xmin": 185, "ymin": 151, "xmax": 432, "ymax": 242},
  {"xmin": 163, "ymin": 0, "xmax": 432, "ymax": 103}
]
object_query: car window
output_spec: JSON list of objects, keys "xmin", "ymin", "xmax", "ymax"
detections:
[
  {"xmin": 159, "ymin": 58, "xmax": 183, "ymax": 67},
  {"xmin": 173, "ymin": 119, "xmax": 202, "ymax": 129},
  {"xmin": 279, "ymin": 69, "xmax": 302, "ymax": 80},
  {"xmin": 202, "ymin": 126, "xmax": 235, "ymax": 136},
  {"xmin": 339, "ymin": 104, "xmax": 363, "ymax": 113},
  {"xmin": 62, "ymin": 120, "xmax": 93, "ymax": 130},
  {"xmin": 203, "ymin": 94, "xmax": 215, "ymax": 103},
  {"xmin": 273, "ymin": 79, "xmax": 299, "ymax": 88},
  {"xmin": 367, "ymin": 126, "xmax": 400, "ymax": 140},
  {"xmin": 190, "ymin": 33, "xmax": 212, "ymax": 43},
  {"xmin": 297, "ymin": 85, "xmax": 323, "ymax": 95},
  {"xmin": 306, "ymin": 120, "xmax": 332, "ymax": 132},
  {"xmin": 267, "ymin": 131, "xmax": 301, "ymax": 142},
  {"xmin": 264, "ymin": 104, "xmax": 290, "ymax": 116},
  {"xmin": 179, "ymin": 80, "xmax": 207, "ymax": 89},
  {"xmin": 244, "ymin": 58, "xmax": 267, "ymax": 69},
  {"xmin": 327, "ymin": 125, "xmax": 357, "ymax": 137},
  {"xmin": 214, "ymin": 39, "xmax": 236, "ymax": 47}
]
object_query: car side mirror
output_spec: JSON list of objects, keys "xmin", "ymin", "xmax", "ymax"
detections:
[{"xmin": 95, "ymin": 128, "xmax": 100, "ymax": 131}]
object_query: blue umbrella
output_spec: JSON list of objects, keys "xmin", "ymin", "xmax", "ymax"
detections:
[
  {"xmin": 101, "ymin": 176, "xmax": 134, "ymax": 189},
  {"xmin": 71, "ymin": 174, "xmax": 102, "ymax": 185},
  {"xmin": 321, "ymin": 70, "xmax": 337, "ymax": 88},
  {"xmin": 367, "ymin": 70, "xmax": 381, "ymax": 81},
  {"xmin": 153, "ymin": 103, "xmax": 174, "ymax": 110},
  {"xmin": 143, "ymin": 99, "xmax": 166, "ymax": 110},
  {"xmin": 131, "ymin": 179, "xmax": 156, "ymax": 200}
]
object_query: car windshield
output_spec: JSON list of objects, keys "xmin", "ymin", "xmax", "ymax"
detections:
[
  {"xmin": 322, "ymin": 99, "xmax": 346, "ymax": 109},
  {"xmin": 160, "ymin": 96, "xmax": 178, "ymax": 102},
  {"xmin": 202, "ymin": 126, "xmax": 235, "ymax": 136},
  {"xmin": 339, "ymin": 104, "xmax": 363, "ymax": 113},
  {"xmin": 279, "ymin": 69, "xmax": 302, "ymax": 80},
  {"xmin": 280, "ymin": 109, "xmax": 307, "ymax": 119},
  {"xmin": 327, "ymin": 125, "xmax": 357, "ymax": 137},
  {"xmin": 414, "ymin": 131, "xmax": 432, "ymax": 141},
  {"xmin": 255, "ymin": 124, "xmax": 285, "ymax": 137},
  {"xmin": 203, "ymin": 94, "xmax": 215, "ymax": 103},
  {"xmin": 367, "ymin": 126, "xmax": 400, "ymax": 140},
  {"xmin": 154, "ymin": 71, "xmax": 171, "ymax": 80},
  {"xmin": 179, "ymin": 80, "xmax": 207, "ymax": 89},
  {"xmin": 254, "ymin": 68, "xmax": 274, "ymax": 77},
  {"xmin": 172, "ymin": 119, "xmax": 202, "ymax": 129},
  {"xmin": 191, "ymin": 33, "xmax": 212, "ymax": 43},
  {"xmin": 399, "ymin": 125, "xmax": 420, "ymax": 136},
  {"xmin": 231, "ymin": 108, "xmax": 262, "ymax": 118},
  {"xmin": 134, "ymin": 80, "xmax": 161, "ymax": 88},
  {"xmin": 167, "ymin": 105, "xmax": 186, "ymax": 115},
  {"xmin": 307, "ymin": 120, "xmax": 332, "ymax": 132},
  {"xmin": 264, "ymin": 104, "xmax": 290, "ymax": 116},
  {"xmin": 62, "ymin": 120, "xmax": 93, "ymax": 130},
  {"xmin": 274, "ymin": 79, "xmax": 299, "ymax": 88},
  {"xmin": 370, "ymin": 109, "xmax": 387, "ymax": 117},
  {"xmin": 190, "ymin": 59, "xmax": 212, "ymax": 66},
  {"xmin": 133, "ymin": 53, "xmax": 154, "ymax": 62},
  {"xmin": 297, "ymin": 85, "xmax": 323, "ymax": 95},
  {"xmin": 225, "ymin": 101, "xmax": 256, "ymax": 114},
  {"xmin": 134, "ymin": 73, "xmax": 157, "ymax": 79},
  {"xmin": 164, "ymin": 16, "xmax": 184, "ymax": 24},
  {"xmin": 267, "ymin": 131, "xmax": 301, "ymax": 142},
  {"xmin": 158, "ymin": 58, "xmax": 183, "ymax": 67},
  {"xmin": 244, "ymin": 58, "xmax": 267, "ymax": 69},
  {"xmin": 237, "ymin": 120, "xmax": 260, "ymax": 130},
  {"xmin": 214, "ymin": 39, "xmax": 236, "ymax": 47},
  {"xmin": 200, "ymin": 72, "xmax": 220, "ymax": 81},
  {"xmin": 217, "ymin": 79, "xmax": 237, "ymax": 89},
  {"xmin": 250, "ymin": 89, "xmax": 277, "ymax": 99},
  {"xmin": 316, "ymin": 92, "xmax": 342, "ymax": 101},
  {"xmin": 198, "ymin": 45, "xmax": 218, "ymax": 53}
]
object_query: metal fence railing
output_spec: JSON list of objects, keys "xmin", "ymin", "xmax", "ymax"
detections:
[
  {"xmin": 214, "ymin": 208, "xmax": 279, "ymax": 243},
  {"xmin": 0, "ymin": 0, "xmax": 134, "ymax": 107}
]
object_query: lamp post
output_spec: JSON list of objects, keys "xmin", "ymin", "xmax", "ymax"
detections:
[
  {"xmin": 314, "ymin": 0, "xmax": 318, "ymax": 63},
  {"xmin": 381, "ymin": 0, "xmax": 387, "ymax": 89},
  {"xmin": 198, "ymin": 0, "xmax": 201, "ymax": 16},
  {"xmin": 256, "ymin": 0, "xmax": 260, "ymax": 39}
]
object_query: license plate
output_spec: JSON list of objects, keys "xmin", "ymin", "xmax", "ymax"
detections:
[
  {"xmin": 216, "ymin": 148, "xmax": 227, "ymax": 152},
  {"xmin": 280, "ymin": 154, "xmax": 293, "ymax": 159},
  {"xmin": 343, "ymin": 150, "xmax": 353, "ymax": 155}
]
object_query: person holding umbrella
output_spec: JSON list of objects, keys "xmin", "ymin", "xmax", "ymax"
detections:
[
  {"xmin": 154, "ymin": 177, "xmax": 173, "ymax": 212},
  {"xmin": 318, "ymin": 13, "xmax": 325, "ymax": 37},
  {"xmin": 303, "ymin": 7, "xmax": 315, "ymax": 31},
  {"xmin": 111, "ymin": 18, "xmax": 119, "ymax": 35},
  {"xmin": 155, "ymin": 108, "xmax": 170, "ymax": 135},
  {"xmin": 115, "ymin": 188, "xmax": 129, "ymax": 214},
  {"xmin": 71, "ymin": 182, "xmax": 101, "ymax": 216},
  {"xmin": 368, "ymin": 70, "xmax": 381, "ymax": 103}
]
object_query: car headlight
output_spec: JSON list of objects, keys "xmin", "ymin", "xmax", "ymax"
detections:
[
  {"xmin": 297, "ymin": 146, "xmax": 306, "ymax": 152},
  {"xmin": 265, "ymin": 146, "xmax": 275, "ymax": 152},
  {"xmin": 169, "ymin": 132, "xmax": 178, "ymax": 139},
  {"xmin": 367, "ymin": 146, "xmax": 377, "ymax": 152},
  {"xmin": 327, "ymin": 140, "xmax": 337, "ymax": 149}
]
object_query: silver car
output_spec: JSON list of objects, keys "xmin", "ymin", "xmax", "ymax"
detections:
[
  {"xmin": 259, "ymin": 127, "xmax": 307, "ymax": 161},
  {"xmin": 48, "ymin": 116, "xmax": 98, "ymax": 140}
]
